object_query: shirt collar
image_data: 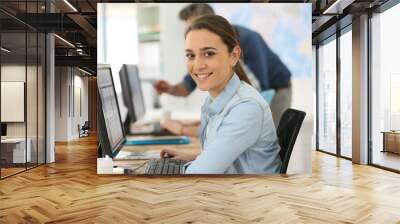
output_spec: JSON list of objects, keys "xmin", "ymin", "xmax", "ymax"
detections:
[{"xmin": 202, "ymin": 73, "xmax": 241, "ymax": 117}]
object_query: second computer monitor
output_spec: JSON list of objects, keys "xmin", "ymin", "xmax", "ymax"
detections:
[{"xmin": 119, "ymin": 64, "xmax": 146, "ymax": 123}]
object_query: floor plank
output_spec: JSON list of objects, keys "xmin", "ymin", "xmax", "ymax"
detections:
[{"xmin": 1, "ymin": 134, "xmax": 400, "ymax": 223}]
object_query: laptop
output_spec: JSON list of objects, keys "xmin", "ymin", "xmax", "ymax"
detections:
[
  {"xmin": 97, "ymin": 64, "xmax": 186, "ymax": 175},
  {"xmin": 119, "ymin": 64, "xmax": 173, "ymax": 136}
]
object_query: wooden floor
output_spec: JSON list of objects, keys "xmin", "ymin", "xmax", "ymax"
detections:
[
  {"xmin": 372, "ymin": 150, "xmax": 400, "ymax": 171},
  {"xmin": 1, "ymin": 167, "xmax": 26, "ymax": 177},
  {"xmin": 1, "ymin": 135, "xmax": 400, "ymax": 223}
]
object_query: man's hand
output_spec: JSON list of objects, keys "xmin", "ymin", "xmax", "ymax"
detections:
[{"xmin": 153, "ymin": 80, "xmax": 172, "ymax": 95}]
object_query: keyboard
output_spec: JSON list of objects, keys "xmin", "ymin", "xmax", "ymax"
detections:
[{"xmin": 144, "ymin": 158, "xmax": 186, "ymax": 175}]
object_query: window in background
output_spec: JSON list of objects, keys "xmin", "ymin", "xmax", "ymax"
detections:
[
  {"xmin": 97, "ymin": 3, "xmax": 139, "ymax": 121},
  {"xmin": 339, "ymin": 28, "xmax": 352, "ymax": 158},
  {"xmin": 97, "ymin": 3, "xmax": 138, "ymax": 93},
  {"xmin": 371, "ymin": 3, "xmax": 400, "ymax": 171},
  {"xmin": 137, "ymin": 5, "xmax": 161, "ymax": 110},
  {"xmin": 317, "ymin": 36, "xmax": 337, "ymax": 155},
  {"xmin": 390, "ymin": 74, "xmax": 400, "ymax": 130}
]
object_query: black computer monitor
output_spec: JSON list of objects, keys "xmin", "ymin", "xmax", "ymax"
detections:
[
  {"xmin": 1, "ymin": 123, "xmax": 7, "ymax": 137},
  {"xmin": 119, "ymin": 64, "xmax": 146, "ymax": 123},
  {"xmin": 97, "ymin": 64, "xmax": 125, "ymax": 158}
]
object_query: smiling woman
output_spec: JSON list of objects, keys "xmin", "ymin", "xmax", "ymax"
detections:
[
  {"xmin": 160, "ymin": 15, "xmax": 282, "ymax": 174},
  {"xmin": 184, "ymin": 15, "xmax": 250, "ymax": 98}
]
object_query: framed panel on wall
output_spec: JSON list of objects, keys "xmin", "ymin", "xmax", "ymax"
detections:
[{"xmin": 1, "ymin": 82, "xmax": 25, "ymax": 122}]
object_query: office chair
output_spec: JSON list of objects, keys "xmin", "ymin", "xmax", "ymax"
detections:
[
  {"xmin": 276, "ymin": 108, "xmax": 306, "ymax": 174},
  {"xmin": 79, "ymin": 121, "xmax": 90, "ymax": 138}
]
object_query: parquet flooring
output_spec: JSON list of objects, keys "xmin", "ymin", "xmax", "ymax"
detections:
[
  {"xmin": 1, "ymin": 134, "xmax": 400, "ymax": 223},
  {"xmin": 1, "ymin": 167, "xmax": 25, "ymax": 177}
]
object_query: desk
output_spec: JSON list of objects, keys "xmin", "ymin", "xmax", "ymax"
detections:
[
  {"xmin": 1, "ymin": 138, "xmax": 32, "ymax": 163},
  {"xmin": 111, "ymin": 137, "xmax": 199, "ymax": 175},
  {"xmin": 381, "ymin": 131, "xmax": 400, "ymax": 154}
]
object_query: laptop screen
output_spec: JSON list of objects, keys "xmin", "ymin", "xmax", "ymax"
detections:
[{"xmin": 97, "ymin": 65, "xmax": 125, "ymax": 157}]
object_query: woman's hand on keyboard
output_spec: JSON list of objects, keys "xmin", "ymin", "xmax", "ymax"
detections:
[{"xmin": 160, "ymin": 148, "xmax": 197, "ymax": 162}]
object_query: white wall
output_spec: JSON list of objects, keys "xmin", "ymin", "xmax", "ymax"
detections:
[
  {"xmin": 1, "ymin": 66, "xmax": 26, "ymax": 129},
  {"xmin": 1, "ymin": 64, "xmax": 46, "ymax": 163},
  {"xmin": 159, "ymin": 4, "xmax": 207, "ymax": 114},
  {"xmin": 290, "ymin": 78, "xmax": 313, "ymax": 174},
  {"xmin": 54, "ymin": 67, "xmax": 89, "ymax": 141},
  {"xmin": 55, "ymin": 67, "xmax": 68, "ymax": 141},
  {"xmin": 1, "ymin": 65, "xmax": 25, "ymax": 142},
  {"xmin": 46, "ymin": 32, "xmax": 55, "ymax": 163},
  {"xmin": 72, "ymin": 73, "xmax": 89, "ymax": 138},
  {"xmin": 291, "ymin": 78, "xmax": 314, "ymax": 122},
  {"xmin": 1, "ymin": 65, "xmax": 33, "ymax": 137}
]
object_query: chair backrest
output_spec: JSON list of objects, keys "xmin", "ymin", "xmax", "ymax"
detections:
[
  {"xmin": 276, "ymin": 108, "xmax": 306, "ymax": 174},
  {"xmin": 82, "ymin": 121, "xmax": 90, "ymax": 129}
]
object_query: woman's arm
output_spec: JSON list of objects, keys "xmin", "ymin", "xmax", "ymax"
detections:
[
  {"xmin": 185, "ymin": 101, "xmax": 264, "ymax": 174},
  {"xmin": 161, "ymin": 119, "xmax": 200, "ymax": 137}
]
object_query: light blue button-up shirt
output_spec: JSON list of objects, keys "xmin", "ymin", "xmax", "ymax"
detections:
[{"xmin": 184, "ymin": 74, "xmax": 282, "ymax": 174}]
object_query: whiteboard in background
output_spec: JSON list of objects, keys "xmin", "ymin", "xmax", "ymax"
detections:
[{"xmin": 1, "ymin": 82, "xmax": 25, "ymax": 122}]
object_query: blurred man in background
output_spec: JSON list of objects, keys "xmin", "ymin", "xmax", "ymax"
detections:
[{"xmin": 154, "ymin": 3, "xmax": 292, "ymax": 130}]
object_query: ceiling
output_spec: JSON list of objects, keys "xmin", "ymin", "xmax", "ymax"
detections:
[
  {"xmin": 0, "ymin": 0, "xmax": 98, "ymax": 74},
  {"xmin": 0, "ymin": 0, "xmax": 394, "ymax": 75},
  {"xmin": 311, "ymin": 0, "xmax": 390, "ymax": 43}
]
